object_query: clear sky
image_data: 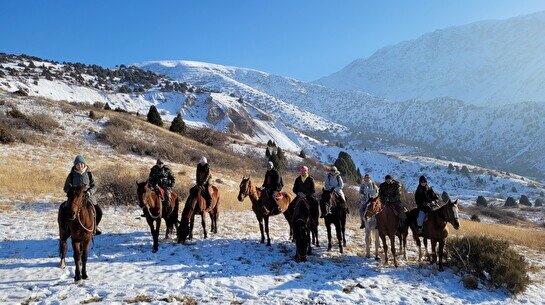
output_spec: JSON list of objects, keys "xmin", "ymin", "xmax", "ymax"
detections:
[{"xmin": 2, "ymin": 0, "xmax": 545, "ymax": 81}]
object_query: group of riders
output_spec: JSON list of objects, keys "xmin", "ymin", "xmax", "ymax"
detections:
[{"xmin": 60, "ymin": 154, "xmax": 441, "ymax": 237}]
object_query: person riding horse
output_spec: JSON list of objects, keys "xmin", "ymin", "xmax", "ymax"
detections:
[
  {"xmin": 290, "ymin": 166, "xmax": 317, "ymax": 212},
  {"xmin": 379, "ymin": 174, "xmax": 405, "ymax": 228},
  {"xmin": 61, "ymin": 155, "xmax": 103, "ymax": 235},
  {"xmin": 414, "ymin": 175, "xmax": 439, "ymax": 235},
  {"xmin": 148, "ymin": 159, "xmax": 175, "ymax": 210},
  {"xmin": 321, "ymin": 166, "xmax": 346, "ymax": 218},
  {"xmin": 261, "ymin": 161, "xmax": 283, "ymax": 216},
  {"xmin": 359, "ymin": 173, "xmax": 379, "ymax": 229},
  {"xmin": 196, "ymin": 156, "xmax": 213, "ymax": 209}
]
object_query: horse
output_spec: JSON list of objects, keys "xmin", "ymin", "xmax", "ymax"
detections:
[
  {"xmin": 237, "ymin": 177, "xmax": 292, "ymax": 246},
  {"xmin": 416, "ymin": 199, "xmax": 460, "ymax": 271},
  {"xmin": 291, "ymin": 197, "xmax": 312, "ymax": 262},
  {"xmin": 361, "ymin": 201, "xmax": 380, "ymax": 260},
  {"xmin": 177, "ymin": 184, "xmax": 220, "ymax": 244},
  {"xmin": 136, "ymin": 182, "xmax": 179, "ymax": 252},
  {"xmin": 364, "ymin": 196, "xmax": 399, "ymax": 267},
  {"xmin": 58, "ymin": 185, "xmax": 95, "ymax": 281},
  {"xmin": 320, "ymin": 189, "xmax": 347, "ymax": 253}
]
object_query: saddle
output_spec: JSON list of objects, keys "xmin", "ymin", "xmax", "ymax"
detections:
[
  {"xmin": 276, "ymin": 192, "xmax": 286, "ymax": 200},
  {"xmin": 155, "ymin": 186, "xmax": 166, "ymax": 199}
]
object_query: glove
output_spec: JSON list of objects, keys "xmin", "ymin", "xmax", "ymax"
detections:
[{"xmin": 297, "ymin": 192, "xmax": 306, "ymax": 198}]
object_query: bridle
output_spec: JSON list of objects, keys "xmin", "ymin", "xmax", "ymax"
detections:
[
  {"xmin": 68, "ymin": 189, "xmax": 95, "ymax": 233},
  {"xmin": 141, "ymin": 183, "xmax": 161, "ymax": 219},
  {"xmin": 437, "ymin": 202, "xmax": 460, "ymax": 224}
]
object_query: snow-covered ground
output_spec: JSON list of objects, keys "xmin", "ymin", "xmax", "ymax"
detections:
[{"xmin": 1, "ymin": 202, "xmax": 544, "ymax": 305}]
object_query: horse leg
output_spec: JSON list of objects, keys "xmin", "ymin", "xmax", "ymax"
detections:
[
  {"xmin": 164, "ymin": 216, "xmax": 171, "ymax": 240},
  {"xmin": 72, "ymin": 241, "xmax": 82, "ymax": 281},
  {"xmin": 153, "ymin": 219, "xmax": 161, "ymax": 253},
  {"xmin": 307, "ymin": 226, "xmax": 312, "ymax": 255},
  {"xmin": 431, "ymin": 239, "xmax": 438, "ymax": 265},
  {"xmin": 335, "ymin": 221, "xmax": 343, "ymax": 253},
  {"xmin": 380, "ymin": 234, "xmax": 388, "ymax": 265},
  {"xmin": 402, "ymin": 233, "xmax": 407, "ymax": 260},
  {"xmin": 314, "ymin": 221, "xmax": 320, "ymax": 247},
  {"xmin": 438, "ymin": 240, "xmax": 445, "ymax": 271},
  {"xmin": 265, "ymin": 216, "xmax": 271, "ymax": 246},
  {"xmin": 423, "ymin": 238, "xmax": 430, "ymax": 261},
  {"xmin": 390, "ymin": 235, "xmax": 398, "ymax": 268},
  {"xmin": 257, "ymin": 216, "xmax": 265, "ymax": 244},
  {"xmin": 201, "ymin": 212, "xmax": 207, "ymax": 239},
  {"xmin": 365, "ymin": 224, "xmax": 371, "ymax": 258},
  {"xmin": 341, "ymin": 218, "xmax": 347, "ymax": 247},
  {"xmin": 81, "ymin": 239, "xmax": 90, "ymax": 280},
  {"xmin": 189, "ymin": 214, "xmax": 195, "ymax": 240},
  {"xmin": 326, "ymin": 222, "xmax": 332, "ymax": 251},
  {"xmin": 374, "ymin": 228, "xmax": 380, "ymax": 260},
  {"xmin": 284, "ymin": 212, "xmax": 293, "ymax": 242},
  {"xmin": 59, "ymin": 229, "xmax": 70, "ymax": 269}
]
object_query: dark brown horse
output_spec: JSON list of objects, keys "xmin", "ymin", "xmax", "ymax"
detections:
[
  {"xmin": 136, "ymin": 182, "xmax": 179, "ymax": 252},
  {"xmin": 416, "ymin": 199, "xmax": 460, "ymax": 271},
  {"xmin": 291, "ymin": 197, "xmax": 312, "ymax": 262},
  {"xmin": 365, "ymin": 196, "xmax": 399, "ymax": 267},
  {"xmin": 58, "ymin": 185, "xmax": 95, "ymax": 281},
  {"xmin": 177, "ymin": 185, "xmax": 220, "ymax": 244},
  {"xmin": 320, "ymin": 189, "xmax": 347, "ymax": 253},
  {"xmin": 237, "ymin": 177, "xmax": 292, "ymax": 246}
]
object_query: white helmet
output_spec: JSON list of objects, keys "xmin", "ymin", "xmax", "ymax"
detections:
[{"xmin": 199, "ymin": 156, "xmax": 208, "ymax": 165}]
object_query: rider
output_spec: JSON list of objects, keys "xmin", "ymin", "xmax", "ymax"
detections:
[
  {"xmin": 196, "ymin": 156, "xmax": 213, "ymax": 209},
  {"xmin": 261, "ymin": 161, "xmax": 283, "ymax": 215},
  {"xmin": 291, "ymin": 166, "xmax": 316, "ymax": 211},
  {"xmin": 414, "ymin": 175, "xmax": 439, "ymax": 235},
  {"xmin": 359, "ymin": 173, "xmax": 379, "ymax": 229},
  {"xmin": 148, "ymin": 159, "xmax": 175, "ymax": 210},
  {"xmin": 321, "ymin": 165, "xmax": 345, "ymax": 218},
  {"xmin": 379, "ymin": 174, "xmax": 405, "ymax": 228},
  {"xmin": 62, "ymin": 155, "xmax": 102, "ymax": 235}
]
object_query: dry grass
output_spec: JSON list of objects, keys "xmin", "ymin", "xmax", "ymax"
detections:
[
  {"xmin": 452, "ymin": 219, "xmax": 545, "ymax": 251},
  {"xmin": 26, "ymin": 113, "xmax": 60, "ymax": 132}
]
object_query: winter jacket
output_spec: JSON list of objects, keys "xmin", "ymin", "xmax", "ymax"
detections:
[
  {"xmin": 359, "ymin": 181, "xmax": 379, "ymax": 201},
  {"xmin": 196, "ymin": 163, "xmax": 211, "ymax": 186},
  {"xmin": 63, "ymin": 166, "xmax": 96, "ymax": 204},
  {"xmin": 293, "ymin": 175, "xmax": 316, "ymax": 198},
  {"xmin": 415, "ymin": 185, "xmax": 439, "ymax": 209},
  {"xmin": 148, "ymin": 165, "xmax": 175, "ymax": 188},
  {"xmin": 263, "ymin": 168, "xmax": 283, "ymax": 192},
  {"xmin": 379, "ymin": 180, "xmax": 401, "ymax": 204},
  {"xmin": 324, "ymin": 173, "xmax": 343, "ymax": 192}
]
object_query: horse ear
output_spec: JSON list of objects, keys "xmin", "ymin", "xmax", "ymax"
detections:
[{"xmin": 453, "ymin": 199, "xmax": 458, "ymax": 205}]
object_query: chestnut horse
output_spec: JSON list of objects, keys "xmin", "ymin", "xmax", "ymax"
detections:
[
  {"xmin": 237, "ymin": 177, "xmax": 292, "ymax": 246},
  {"xmin": 136, "ymin": 182, "xmax": 179, "ymax": 252},
  {"xmin": 292, "ymin": 197, "xmax": 312, "ymax": 262},
  {"xmin": 364, "ymin": 196, "xmax": 399, "ymax": 267},
  {"xmin": 58, "ymin": 185, "xmax": 95, "ymax": 281},
  {"xmin": 415, "ymin": 199, "xmax": 460, "ymax": 271},
  {"xmin": 177, "ymin": 185, "xmax": 220, "ymax": 244},
  {"xmin": 320, "ymin": 189, "xmax": 347, "ymax": 253}
]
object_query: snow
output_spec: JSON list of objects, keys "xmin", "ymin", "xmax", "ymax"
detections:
[{"xmin": 1, "ymin": 202, "xmax": 544, "ymax": 305}]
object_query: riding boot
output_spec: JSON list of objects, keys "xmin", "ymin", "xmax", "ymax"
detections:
[
  {"xmin": 94, "ymin": 204, "xmax": 103, "ymax": 235},
  {"xmin": 164, "ymin": 188, "xmax": 171, "ymax": 211},
  {"xmin": 205, "ymin": 185, "xmax": 213, "ymax": 209},
  {"xmin": 397, "ymin": 203, "xmax": 406, "ymax": 228}
]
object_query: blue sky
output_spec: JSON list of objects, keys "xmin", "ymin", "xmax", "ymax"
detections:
[{"xmin": 2, "ymin": 0, "xmax": 545, "ymax": 81}]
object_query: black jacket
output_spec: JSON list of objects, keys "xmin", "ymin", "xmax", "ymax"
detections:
[
  {"xmin": 64, "ymin": 167, "xmax": 96, "ymax": 195},
  {"xmin": 292, "ymin": 175, "xmax": 315, "ymax": 197},
  {"xmin": 379, "ymin": 180, "xmax": 401, "ymax": 204},
  {"xmin": 414, "ymin": 185, "xmax": 438, "ymax": 208},
  {"xmin": 196, "ymin": 163, "xmax": 211, "ymax": 185},
  {"xmin": 263, "ymin": 168, "xmax": 283, "ymax": 192}
]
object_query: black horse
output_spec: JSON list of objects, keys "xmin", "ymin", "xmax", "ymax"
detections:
[
  {"xmin": 291, "ymin": 197, "xmax": 312, "ymax": 262},
  {"xmin": 320, "ymin": 189, "xmax": 347, "ymax": 253}
]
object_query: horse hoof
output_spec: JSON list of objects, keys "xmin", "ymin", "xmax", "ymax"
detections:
[
  {"xmin": 340, "ymin": 248, "xmax": 343, "ymax": 254},
  {"xmin": 152, "ymin": 248, "xmax": 158, "ymax": 253},
  {"xmin": 60, "ymin": 262, "xmax": 66, "ymax": 269},
  {"xmin": 82, "ymin": 274, "xmax": 88, "ymax": 280},
  {"xmin": 438, "ymin": 266, "xmax": 444, "ymax": 272},
  {"xmin": 375, "ymin": 257, "xmax": 380, "ymax": 261},
  {"xmin": 74, "ymin": 276, "xmax": 81, "ymax": 282},
  {"xmin": 366, "ymin": 254, "xmax": 371, "ymax": 259}
]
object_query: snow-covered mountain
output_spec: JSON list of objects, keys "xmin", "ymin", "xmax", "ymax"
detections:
[{"xmin": 317, "ymin": 10, "xmax": 545, "ymax": 105}]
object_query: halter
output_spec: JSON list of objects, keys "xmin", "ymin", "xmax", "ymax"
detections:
[
  {"xmin": 142, "ymin": 184, "xmax": 161, "ymax": 219},
  {"xmin": 437, "ymin": 203, "xmax": 459, "ymax": 224},
  {"xmin": 68, "ymin": 192, "xmax": 95, "ymax": 233}
]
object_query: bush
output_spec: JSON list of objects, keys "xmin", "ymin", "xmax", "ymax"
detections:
[
  {"xmin": 26, "ymin": 113, "xmax": 60, "ymax": 132},
  {"xmin": 169, "ymin": 113, "xmax": 186, "ymax": 134},
  {"xmin": 535, "ymin": 198, "xmax": 544, "ymax": 207},
  {"xmin": 519, "ymin": 195, "xmax": 531, "ymax": 207},
  {"xmin": 147, "ymin": 105, "xmax": 163, "ymax": 127},
  {"xmin": 504, "ymin": 197, "xmax": 518, "ymax": 207},
  {"xmin": 462, "ymin": 274, "xmax": 479, "ymax": 290},
  {"xmin": 299, "ymin": 150, "xmax": 307, "ymax": 159},
  {"xmin": 12, "ymin": 89, "xmax": 28, "ymax": 96},
  {"xmin": 8, "ymin": 106, "xmax": 27, "ymax": 120},
  {"xmin": 334, "ymin": 151, "xmax": 359, "ymax": 183},
  {"xmin": 442, "ymin": 191, "xmax": 450, "ymax": 203},
  {"xmin": 89, "ymin": 110, "xmax": 97, "ymax": 120},
  {"xmin": 96, "ymin": 165, "xmax": 139, "ymax": 206},
  {"xmin": 104, "ymin": 103, "xmax": 112, "ymax": 110},
  {"xmin": 476, "ymin": 196, "xmax": 488, "ymax": 207},
  {"xmin": 470, "ymin": 214, "xmax": 481, "ymax": 222},
  {"xmin": 0, "ymin": 124, "xmax": 14, "ymax": 144},
  {"xmin": 447, "ymin": 235, "xmax": 530, "ymax": 294}
]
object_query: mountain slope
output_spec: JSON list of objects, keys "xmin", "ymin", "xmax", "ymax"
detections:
[{"xmin": 317, "ymin": 11, "xmax": 545, "ymax": 105}]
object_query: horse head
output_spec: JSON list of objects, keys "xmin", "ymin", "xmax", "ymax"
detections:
[
  {"xmin": 68, "ymin": 185, "xmax": 87, "ymax": 220},
  {"xmin": 136, "ymin": 181, "xmax": 153, "ymax": 208},
  {"xmin": 445, "ymin": 199, "xmax": 460, "ymax": 229},
  {"xmin": 320, "ymin": 188, "xmax": 334, "ymax": 205},
  {"xmin": 364, "ymin": 196, "xmax": 382, "ymax": 219},
  {"xmin": 177, "ymin": 186, "xmax": 202, "ymax": 244},
  {"xmin": 293, "ymin": 199, "xmax": 310, "ymax": 262},
  {"xmin": 237, "ymin": 176, "xmax": 251, "ymax": 202}
]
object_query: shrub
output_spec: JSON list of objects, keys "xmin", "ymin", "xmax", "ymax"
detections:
[
  {"xmin": 169, "ymin": 113, "xmax": 186, "ymax": 134},
  {"xmin": 8, "ymin": 106, "xmax": 27, "ymax": 120},
  {"xmin": 104, "ymin": 103, "xmax": 112, "ymax": 110},
  {"xmin": 511, "ymin": 186, "xmax": 517, "ymax": 193},
  {"xmin": 0, "ymin": 124, "xmax": 14, "ymax": 144},
  {"xmin": 442, "ymin": 191, "xmax": 450, "ymax": 203},
  {"xmin": 27, "ymin": 113, "xmax": 60, "ymax": 132},
  {"xmin": 476, "ymin": 196, "xmax": 488, "ymax": 207},
  {"xmin": 519, "ymin": 195, "xmax": 531, "ymax": 207},
  {"xmin": 447, "ymin": 235, "xmax": 530, "ymax": 294},
  {"xmin": 89, "ymin": 110, "xmax": 97, "ymax": 120},
  {"xmin": 470, "ymin": 214, "xmax": 481, "ymax": 222},
  {"xmin": 462, "ymin": 274, "xmax": 479, "ymax": 290},
  {"xmin": 299, "ymin": 150, "xmax": 307, "ymax": 159},
  {"xmin": 147, "ymin": 105, "xmax": 163, "ymax": 127},
  {"xmin": 93, "ymin": 102, "xmax": 105, "ymax": 109},
  {"xmin": 12, "ymin": 89, "xmax": 28, "ymax": 96},
  {"xmin": 185, "ymin": 127, "xmax": 228, "ymax": 147},
  {"xmin": 334, "ymin": 151, "xmax": 359, "ymax": 183},
  {"xmin": 504, "ymin": 197, "xmax": 518, "ymax": 207},
  {"xmin": 535, "ymin": 198, "xmax": 543, "ymax": 207},
  {"xmin": 95, "ymin": 165, "xmax": 139, "ymax": 206}
]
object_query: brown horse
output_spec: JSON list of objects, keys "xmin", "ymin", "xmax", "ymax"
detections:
[
  {"xmin": 291, "ymin": 197, "xmax": 312, "ymax": 262},
  {"xmin": 418, "ymin": 199, "xmax": 460, "ymax": 271},
  {"xmin": 177, "ymin": 185, "xmax": 220, "ymax": 244},
  {"xmin": 320, "ymin": 189, "xmax": 347, "ymax": 253},
  {"xmin": 58, "ymin": 185, "xmax": 95, "ymax": 281},
  {"xmin": 237, "ymin": 177, "xmax": 292, "ymax": 246},
  {"xmin": 365, "ymin": 196, "xmax": 399, "ymax": 267},
  {"xmin": 136, "ymin": 182, "xmax": 179, "ymax": 252}
]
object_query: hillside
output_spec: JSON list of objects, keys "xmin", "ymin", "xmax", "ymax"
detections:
[{"xmin": 317, "ymin": 11, "xmax": 545, "ymax": 105}]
